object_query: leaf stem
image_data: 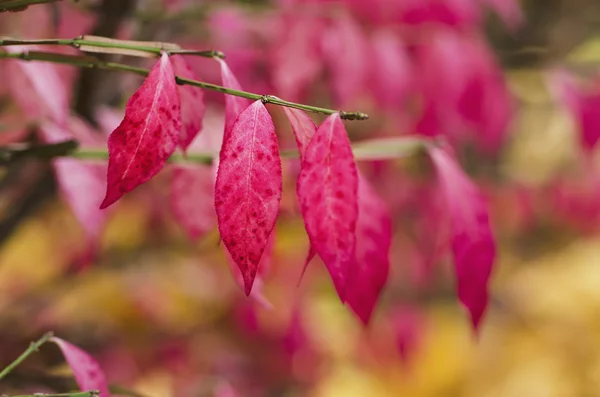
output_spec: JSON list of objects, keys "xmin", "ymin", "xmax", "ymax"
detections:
[
  {"xmin": 9, "ymin": 392, "xmax": 99, "ymax": 397},
  {"xmin": 69, "ymin": 136, "xmax": 428, "ymax": 164},
  {"xmin": 0, "ymin": 50, "xmax": 369, "ymax": 120},
  {"xmin": 0, "ymin": 36, "xmax": 225, "ymax": 59},
  {"xmin": 0, "ymin": 0, "xmax": 60, "ymax": 12},
  {"xmin": 0, "ymin": 332, "xmax": 54, "ymax": 380}
]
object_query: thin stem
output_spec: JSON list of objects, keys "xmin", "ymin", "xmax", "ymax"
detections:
[
  {"xmin": 9, "ymin": 393, "xmax": 98, "ymax": 397},
  {"xmin": 0, "ymin": 50, "xmax": 369, "ymax": 120},
  {"xmin": 0, "ymin": 36, "xmax": 225, "ymax": 59},
  {"xmin": 70, "ymin": 136, "xmax": 427, "ymax": 164},
  {"xmin": 0, "ymin": 332, "xmax": 54, "ymax": 380},
  {"xmin": 0, "ymin": 0, "xmax": 60, "ymax": 12}
]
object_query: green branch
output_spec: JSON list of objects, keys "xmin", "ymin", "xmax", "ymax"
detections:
[
  {"xmin": 68, "ymin": 136, "xmax": 428, "ymax": 164},
  {"xmin": 0, "ymin": 137, "xmax": 427, "ymax": 165},
  {"xmin": 0, "ymin": 332, "xmax": 54, "ymax": 380},
  {"xmin": 9, "ymin": 393, "xmax": 98, "ymax": 397},
  {"xmin": 0, "ymin": 36, "xmax": 225, "ymax": 59},
  {"xmin": 0, "ymin": 0, "xmax": 60, "ymax": 12},
  {"xmin": 0, "ymin": 50, "xmax": 369, "ymax": 120}
]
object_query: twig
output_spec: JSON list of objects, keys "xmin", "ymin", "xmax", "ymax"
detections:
[
  {"xmin": 0, "ymin": 50, "xmax": 369, "ymax": 120},
  {"xmin": 0, "ymin": 136, "xmax": 427, "ymax": 165},
  {"xmin": 0, "ymin": 140, "xmax": 78, "ymax": 165},
  {"xmin": 0, "ymin": 332, "xmax": 54, "ymax": 380},
  {"xmin": 7, "ymin": 392, "xmax": 99, "ymax": 397},
  {"xmin": 0, "ymin": 36, "xmax": 225, "ymax": 59}
]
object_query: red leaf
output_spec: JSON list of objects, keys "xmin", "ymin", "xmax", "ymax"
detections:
[
  {"xmin": 214, "ymin": 100, "xmax": 282, "ymax": 295},
  {"xmin": 283, "ymin": 107, "xmax": 317, "ymax": 161},
  {"xmin": 100, "ymin": 53, "xmax": 182, "ymax": 209},
  {"xmin": 51, "ymin": 337, "xmax": 111, "ymax": 397},
  {"xmin": 217, "ymin": 58, "xmax": 252, "ymax": 141},
  {"xmin": 225, "ymin": 228, "xmax": 276, "ymax": 309},
  {"xmin": 170, "ymin": 55, "xmax": 206, "ymax": 151},
  {"xmin": 297, "ymin": 113, "xmax": 358, "ymax": 301},
  {"xmin": 283, "ymin": 108, "xmax": 318, "ymax": 285},
  {"xmin": 430, "ymin": 146, "xmax": 495, "ymax": 331},
  {"xmin": 170, "ymin": 164, "xmax": 216, "ymax": 240},
  {"xmin": 345, "ymin": 173, "xmax": 391, "ymax": 324}
]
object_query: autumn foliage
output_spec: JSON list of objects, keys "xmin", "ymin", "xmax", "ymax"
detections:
[{"xmin": 4, "ymin": 0, "xmax": 599, "ymax": 396}]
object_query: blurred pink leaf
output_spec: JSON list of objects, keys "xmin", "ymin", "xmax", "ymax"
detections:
[
  {"xmin": 416, "ymin": 30, "xmax": 512, "ymax": 152},
  {"xmin": 271, "ymin": 15, "xmax": 324, "ymax": 102},
  {"xmin": 393, "ymin": 306, "xmax": 425, "ymax": 365},
  {"xmin": 170, "ymin": 164, "xmax": 216, "ymax": 240},
  {"xmin": 39, "ymin": 117, "xmax": 109, "ymax": 244},
  {"xmin": 548, "ymin": 69, "xmax": 600, "ymax": 152},
  {"xmin": 101, "ymin": 53, "xmax": 181, "ymax": 209},
  {"xmin": 215, "ymin": 100, "xmax": 282, "ymax": 295},
  {"xmin": 345, "ymin": 173, "xmax": 391, "ymax": 325},
  {"xmin": 171, "ymin": 55, "xmax": 206, "ymax": 152},
  {"xmin": 52, "ymin": 337, "xmax": 111, "ymax": 397},
  {"xmin": 430, "ymin": 146, "xmax": 495, "ymax": 331},
  {"xmin": 217, "ymin": 58, "xmax": 252, "ymax": 141},
  {"xmin": 3, "ymin": 46, "xmax": 68, "ymax": 124},
  {"xmin": 297, "ymin": 113, "xmax": 358, "ymax": 301},
  {"xmin": 399, "ymin": 0, "xmax": 480, "ymax": 27},
  {"xmin": 321, "ymin": 12, "xmax": 368, "ymax": 107},
  {"xmin": 369, "ymin": 28, "xmax": 413, "ymax": 110}
]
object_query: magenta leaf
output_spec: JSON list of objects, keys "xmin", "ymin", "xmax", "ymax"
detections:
[
  {"xmin": 225, "ymin": 228, "xmax": 276, "ymax": 309},
  {"xmin": 345, "ymin": 173, "xmax": 392, "ymax": 325},
  {"xmin": 170, "ymin": 164, "xmax": 216, "ymax": 240},
  {"xmin": 100, "ymin": 52, "xmax": 182, "ymax": 209},
  {"xmin": 283, "ymin": 107, "xmax": 317, "ymax": 161},
  {"xmin": 548, "ymin": 69, "xmax": 600, "ymax": 152},
  {"xmin": 282, "ymin": 108, "xmax": 318, "ymax": 285},
  {"xmin": 170, "ymin": 55, "xmax": 206, "ymax": 151},
  {"xmin": 217, "ymin": 58, "xmax": 252, "ymax": 141},
  {"xmin": 39, "ymin": 118, "xmax": 109, "ymax": 243},
  {"xmin": 370, "ymin": 29, "xmax": 413, "ymax": 110},
  {"xmin": 51, "ymin": 337, "xmax": 111, "ymax": 397},
  {"xmin": 3, "ymin": 45, "xmax": 69, "ymax": 124},
  {"xmin": 214, "ymin": 99, "xmax": 282, "ymax": 295},
  {"xmin": 297, "ymin": 113, "xmax": 358, "ymax": 301},
  {"xmin": 429, "ymin": 146, "xmax": 495, "ymax": 331}
]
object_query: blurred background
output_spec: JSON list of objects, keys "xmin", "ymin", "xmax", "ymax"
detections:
[{"xmin": 2, "ymin": 0, "xmax": 600, "ymax": 396}]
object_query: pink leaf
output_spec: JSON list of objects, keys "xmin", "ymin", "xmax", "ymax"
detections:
[
  {"xmin": 345, "ymin": 173, "xmax": 391, "ymax": 325},
  {"xmin": 51, "ymin": 337, "xmax": 111, "ymax": 397},
  {"xmin": 39, "ymin": 119, "xmax": 108, "ymax": 241},
  {"xmin": 170, "ymin": 55, "xmax": 206, "ymax": 151},
  {"xmin": 297, "ymin": 113, "xmax": 358, "ymax": 300},
  {"xmin": 3, "ymin": 46, "xmax": 69, "ymax": 124},
  {"xmin": 217, "ymin": 58, "xmax": 252, "ymax": 141},
  {"xmin": 100, "ymin": 52, "xmax": 182, "ymax": 209},
  {"xmin": 214, "ymin": 100, "xmax": 282, "ymax": 295},
  {"xmin": 370, "ymin": 29, "xmax": 413, "ymax": 110},
  {"xmin": 430, "ymin": 146, "xmax": 495, "ymax": 331},
  {"xmin": 271, "ymin": 15, "xmax": 324, "ymax": 102},
  {"xmin": 321, "ymin": 12, "xmax": 368, "ymax": 107},
  {"xmin": 283, "ymin": 108, "xmax": 318, "ymax": 285},
  {"xmin": 548, "ymin": 69, "xmax": 600, "ymax": 152},
  {"xmin": 283, "ymin": 107, "xmax": 317, "ymax": 161},
  {"xmin": 225, "ymin": 229, "xmax": 276, "ymax": 309},
  {"xmin": 170, "ymin": 164, "xmax": 216, "ymax": 240}
]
